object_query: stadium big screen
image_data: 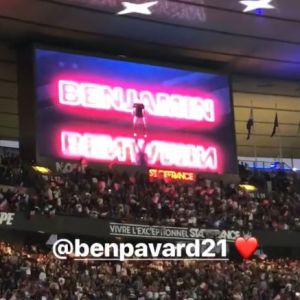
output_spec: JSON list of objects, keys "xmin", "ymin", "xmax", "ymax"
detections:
[{"xmin": 34, "ymin": 48, "xmax": 237, "ymax": 173}]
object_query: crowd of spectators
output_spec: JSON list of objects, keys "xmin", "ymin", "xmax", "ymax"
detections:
[
  {"xmin": 1, "ymin": 156, "xmax": 300, "ymax": 300},
  {"xmin": 0, "ymin": 242, "xmax": 299, "ymax": 300},
  {"xmin": 1, "ymin": 154, "xmax": 300, "ymax": 231},
  {"xmin": 0, "ymin": 154, "xmax": 23, "ymax": 187}
]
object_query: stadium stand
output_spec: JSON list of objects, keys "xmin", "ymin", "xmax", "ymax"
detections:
[
  {"xmin": 1, "ymin": 155, "xmax": 300, "ymax": 231},
  {"xmin": 0, "ymin": 241, "xmax": 299, "ymax": 299}
]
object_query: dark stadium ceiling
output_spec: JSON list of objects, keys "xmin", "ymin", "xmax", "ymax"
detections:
[
  {"xmin": 1, "ymin": 0, "xmax": 300, "ymax": 95},
  {"xmin": 2, "ymin": 0, "xmax": 300, "ymax": 158}
]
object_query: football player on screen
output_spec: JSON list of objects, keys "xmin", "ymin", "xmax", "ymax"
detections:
[{"xmin": 133, "ymin": 100, "xmax": 147, "ymax": 139}]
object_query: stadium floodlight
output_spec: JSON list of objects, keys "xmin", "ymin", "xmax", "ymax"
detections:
[
  {"xmin": 32, "ymin": 165, "xmax": 52, "ymax": 175},
  {"xmin": 239, "ymin": 184, "xmax": 257, "ymax": 192},
  {"xmin": 117, "ymin": 1, "xmax": 158, "ymax": 15},
  {"xmin": 240, "ymin": 0, "xmax": 275, "ymax": 12}
]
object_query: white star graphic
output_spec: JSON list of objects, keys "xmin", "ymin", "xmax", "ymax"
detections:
[
  {"xmin": 240, "ymin": 0, "xmax": 275, "ymax": 12},
  {"xmin": 117, "ymin": 1, "xmax": 158, "ymax": 15}
]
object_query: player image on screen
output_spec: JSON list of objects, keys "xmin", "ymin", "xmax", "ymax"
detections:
[
  {"xmin": 133, "ymin": 101, "xmax": 147, "ymax": 139},
  {"xmin": 134, "ymin": 138, "xmax": 148, "ymax": 167}
]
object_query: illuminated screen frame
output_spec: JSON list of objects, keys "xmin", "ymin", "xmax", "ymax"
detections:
[{"xmin": 18, "ymin": 45, "xmax": 237, "ymax": 174}]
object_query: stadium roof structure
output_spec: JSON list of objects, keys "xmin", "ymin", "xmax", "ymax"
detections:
[{"xmin": 1, "ymin": 0, "xmax": 300, "ymax": 158}]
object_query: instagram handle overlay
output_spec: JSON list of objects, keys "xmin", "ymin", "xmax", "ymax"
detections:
[{"xmin": 52, "ymin": 239, "xmax": 228, "ymax": 261}]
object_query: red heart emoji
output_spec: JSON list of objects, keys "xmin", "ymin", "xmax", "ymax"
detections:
[{"xmin": 235, "ymin": 237, "xmax": 258, "ymax": 259}]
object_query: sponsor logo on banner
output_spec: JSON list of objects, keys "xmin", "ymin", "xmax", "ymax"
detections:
[
  {"xmin": 149, "ymin": 168, "xmax": 195, "ymax": 182},
  {"xmin": 55, "ymin": 162, "xmax": 87, "ymax": 174},
  {"xmin": 0, "ymin": 212, "xmax": 15, "ymax": 225},
  {"xmin": 55, "ymin": 162, "xmax": 79, "ymax": 174},
  {"xmin": 249, "ymin": 192, "xmax": 266, "ymax": 199},
  {"xmin": 109, "ymin": 222, "xmax": 249, "ymax": 242}
]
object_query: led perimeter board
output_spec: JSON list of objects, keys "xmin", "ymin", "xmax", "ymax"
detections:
[{"xmin": 19, "ymin": 47, "xmax": 237, "ymax": 173}]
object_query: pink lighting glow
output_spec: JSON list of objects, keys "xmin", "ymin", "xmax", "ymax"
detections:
[
  {"xmin": 60, "ymin": 131, "xmax": 219, "ymax": 171},
  {"xmin": 58, "ymin": 80, "xmax": 216, "ymax": 122}
]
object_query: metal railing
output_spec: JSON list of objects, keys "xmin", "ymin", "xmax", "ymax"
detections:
[{"xmin": 239, "ymin": 160, "xmax": 293, "ymax": 172}]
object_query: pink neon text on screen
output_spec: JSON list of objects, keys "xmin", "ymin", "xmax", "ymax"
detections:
[
  {"xmin": 60, "ymin": 131, "xmax": 219, "ymax": 171},
  {"xmin": 58, "ymin": 80, "xmax": 216, "ymax": 122}
]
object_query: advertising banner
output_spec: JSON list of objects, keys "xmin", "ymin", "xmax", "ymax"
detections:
[
  {"xmin": 1, "ymin": 213, "xmax": 299, "ymax": 248},
  {"xmin": 148, "ymin": 168, "xmax": 196, "ymax": 182},
  {"xmin": 109, "ymin": 222, "xmax": 245, "ymax": 242}
]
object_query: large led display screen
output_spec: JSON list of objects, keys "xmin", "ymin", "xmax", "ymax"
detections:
[{"xmin": 35, "ymin": 48, "xmax": 237, "ymax": 173}]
